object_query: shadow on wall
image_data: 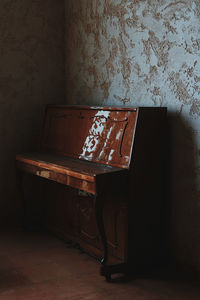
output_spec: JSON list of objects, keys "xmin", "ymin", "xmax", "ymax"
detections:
[
  {"xmin": 127, "ymin": 110, "xmax": 200, "ymax": 275},
  {"xmin": 168, "ymin": 112, "xmax": 200, "ymax": 274}
]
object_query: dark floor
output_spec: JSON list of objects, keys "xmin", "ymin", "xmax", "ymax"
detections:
[{"xmin": 0, "ymin": 228, "xmax": 199, "ymax": 300}]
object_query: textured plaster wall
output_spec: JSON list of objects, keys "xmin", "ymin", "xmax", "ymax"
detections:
[
  {"xmin": 65, "ymin": 1, "xmax": 200, "ymax": 271},
  {"xmin": 0, "ymin": 0, "xmax": 65, "ymax": 225}
]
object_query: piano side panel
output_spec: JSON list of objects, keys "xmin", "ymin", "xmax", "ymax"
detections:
[
  {"xmin": 127, "ymin": 107, "xmax": 168, "ymax": 268},
  {"xmin": 103, "ymin": 198, "xmax": 128, "ymax": 263},
  {"xmin": 41, "ymin": 106, "xmax": 138, "ymax": 168}
]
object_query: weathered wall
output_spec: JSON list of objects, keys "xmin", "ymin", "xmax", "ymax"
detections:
[
  {"xmin": 65, "ymin": 0, "xmax": 200, "ymax": 272},
  {"xmin": 0, "ymin": 0, "xmax": 65, "ymax": 225}
]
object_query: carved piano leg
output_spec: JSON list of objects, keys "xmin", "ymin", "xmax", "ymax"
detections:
[
  {"xmin": 100, "ymin": 263, "xmax": 128, "ymax": 282},
  {"xmin": 94, "ymin": 195, "xmax": 110, "ymax": 280},
  {"xmin": 94, "ymin": 194, "xmax": 128, "ymax": 281}
]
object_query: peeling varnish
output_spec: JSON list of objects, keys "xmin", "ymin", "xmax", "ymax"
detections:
[
  {"xmin": 124, "ymin": 156, "xmax": 130, "ymax": 163},
  {"xmin": 82, "ymin": 180, "xmax": 88, "ymax": 190},
  {"xmin": 36, "ymin": 170, "xmax": 50, "ymax": 179},
  {"xmin": 80, "ymin": 110, "xmax": 110, "ymax": 159},
  {"xmin": 98, "ymin": 125, "xmax": 114, "ymax": 161},
  {"xmin": 116, "ymin": 131, "xmax": 121, "ymax": 140},
  {"xmin": 108, "ymin": 149, "xmax": 115, "ymax": 162}
]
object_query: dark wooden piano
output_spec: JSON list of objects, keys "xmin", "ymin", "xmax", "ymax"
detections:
[{"xmin": 16, "ymin": 105, "xmax": 167, "ymax": 281}]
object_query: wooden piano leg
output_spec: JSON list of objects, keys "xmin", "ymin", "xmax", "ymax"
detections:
[
  {"xmin": 94, "ymin": 195, "xmax": 109, "ymax": 279},
  {"xmin": 94, "ymin": 194, "xmax": 128, "ymax": 282},
  {"xmin": 94, "ymin": 195, "xmax": 108, "ymax": 264},
  {"xmin": 100, "ymin": 263, "xmax": 128, "ymax": 282}
]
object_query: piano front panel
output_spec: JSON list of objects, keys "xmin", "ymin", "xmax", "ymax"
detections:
[
  {"xmin": 77, "ymin": 193, "xmax": 102, "ymax": 250},
  {"xmin": 41, "ymin": 106, "xmax": 138, "ymax": 168},
  {"xmin": 16, "ymin": 161, "xmax": 96, "ymax": 194}
]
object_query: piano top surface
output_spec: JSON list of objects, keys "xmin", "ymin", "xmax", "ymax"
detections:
[{"xmin": 46, "ymin": 105, "xmax": 138, "ymax": 111}]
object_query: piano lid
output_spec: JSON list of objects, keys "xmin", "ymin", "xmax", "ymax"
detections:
[{"xmin": 41, "ymin": 106, "xmax": 138, "ymax": 169}]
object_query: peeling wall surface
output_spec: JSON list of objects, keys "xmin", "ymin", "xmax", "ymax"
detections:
[
  {"xmin": 0, "ymin": 0, "xmax": 65, "ymax": 225},
  {"xmin": 65, "ymin": 1, "xmax": 200, "ymax": 271}
]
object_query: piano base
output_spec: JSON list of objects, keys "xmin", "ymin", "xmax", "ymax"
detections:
[
  {"xmin": 100, "ymin": 263, "xmax": 128, "ymax": 282},
  {"xmin": 18, "ymin": 172, "xmax": 128, "ymax": 281}
]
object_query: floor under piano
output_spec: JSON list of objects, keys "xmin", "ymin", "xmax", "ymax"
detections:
[{"xmin": 0, "ymin": 228, "xmax": 199, "ymax": 300}]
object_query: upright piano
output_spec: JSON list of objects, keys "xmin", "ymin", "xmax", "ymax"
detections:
[{"xmin": 16, "ymin": 105, "xmax": 167, "ymax": 281}]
